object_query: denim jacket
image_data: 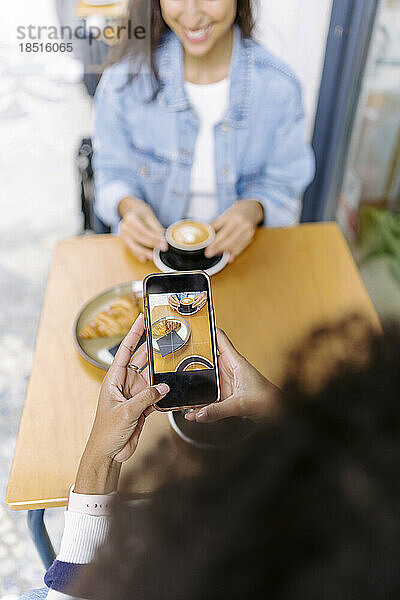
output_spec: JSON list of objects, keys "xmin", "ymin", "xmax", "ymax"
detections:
[{"xmin": 93, "ymin": 27, "xmax": 315, "ymax": 229}]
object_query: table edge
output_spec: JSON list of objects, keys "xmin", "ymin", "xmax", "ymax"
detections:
[{"xmin": 6, "ymin": 497, "xmax": 68, "ymax": 511}]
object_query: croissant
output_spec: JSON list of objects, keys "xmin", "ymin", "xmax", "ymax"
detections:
[
  {"xmin": 79, "ymin": 296, "xmax": 138, "ymax": 340},
  {"xmin": 152, "ymin": 320, "xmax": 181, "ymax": 338}
]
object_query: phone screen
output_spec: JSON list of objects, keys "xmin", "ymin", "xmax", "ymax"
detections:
[{"xmin": 145, "ymin": 273, "xmax": 219, "ymax": 410}]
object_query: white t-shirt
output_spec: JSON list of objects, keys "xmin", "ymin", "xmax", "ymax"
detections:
[{"xmin": 184, "ymin": 78, "xmax": 230, "ymax": 222}]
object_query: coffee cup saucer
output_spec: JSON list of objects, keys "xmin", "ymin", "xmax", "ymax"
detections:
[
  {"xmin": 153, "ymin": 249, "xmax": 229, "ymax": 276},
  {"xmin": 176, "ymin": 305, "xmax": 199, "ymax": 316}
]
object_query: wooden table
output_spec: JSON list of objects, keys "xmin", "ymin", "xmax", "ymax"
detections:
[
  {"xmin": 7, "ymin": 224, "xmax": 379, "ymax": 512},
  {"xmin": 151, "ymin": 303, "xmax": 213, "ymax": 374}
]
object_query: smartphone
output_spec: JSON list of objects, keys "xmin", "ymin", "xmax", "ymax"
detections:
[{"xmin": 143, "ymin": 271, "xmax": 220, "ymax": 411}]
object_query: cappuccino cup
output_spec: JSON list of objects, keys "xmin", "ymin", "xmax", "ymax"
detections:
[
  {"xmin": 179, "ymin": 297, "xmax": 195, "ymax": 314},
  {"xmin": 163, "ymin": 220, "xmax": 221, "ymax": 271},
  {"xmin": 169, "ymin": 411, "xmax": 256, "ymax": 451}
]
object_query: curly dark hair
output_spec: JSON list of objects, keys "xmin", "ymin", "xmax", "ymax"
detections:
[
  {"xmin": 106, "ymin": 0, "xmax": 255, "ymax": 96},
  {"xmin": 75, "ymin": 316, "xmax": 400, "ymax": 600}
]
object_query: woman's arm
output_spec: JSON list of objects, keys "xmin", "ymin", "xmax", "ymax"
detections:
[
  {"xmin": 44, "ymin": 316, "xmax": 170, "ymax": 598},
  {"xmin": 44, "ymin": 497, "xmax": 114, "ymax": 600},
  {"xmin": 93, "ymin": 68, "xmax": 145, "ymax": 228},
  {"xmin": 236, "ymin": 82, "xmax": 315, "ymax": 227},
  {"xmin": 205, "ymin": 82, "xmax": 314, "ymax": 262},
  {"xmin": 93, "ymin": 68, "xmax": 167, "ymax": 260}
]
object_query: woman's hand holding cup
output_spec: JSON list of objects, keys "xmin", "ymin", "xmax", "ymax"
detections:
[
  {"xmin": 192, "ymin": 291, "xmax": 207, "ymax": 310},
  {"xmin": 206, "ymin": 200, "xmax": 264, "ymax": 263},
  {"xmin": 168, "ymin": 294, "xmax": 180, "ymax": 311},
  {"xmin": 119, "ymin": 196, "xmax": 168, "ymax": 263}
]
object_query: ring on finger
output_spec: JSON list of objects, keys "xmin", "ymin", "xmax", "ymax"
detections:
[{"xmin": 128, "ymin": 363, "xmax": 140, "ymax": 372}]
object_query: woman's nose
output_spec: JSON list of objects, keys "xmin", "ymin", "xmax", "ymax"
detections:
[{"xmin": 181, "ymin": 0, "xmax": 205, "ymax": 28}]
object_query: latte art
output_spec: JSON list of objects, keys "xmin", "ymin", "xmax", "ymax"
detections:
[
  {"xmin": 171, "ymin": 223, "xmax": 210, "ymax": 245},
  {"xmin": 167, "ymin": 220, "xmax": 214, "ymax": 251},
  {"xmin": 181, "ymin": 298, "xmax": 194, "ymax": 305}
]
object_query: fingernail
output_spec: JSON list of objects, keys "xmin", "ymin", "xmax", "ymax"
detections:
[
  {"xmin": 155, "ymin": 383, "xmax": 169, "ymax": 395},
  {"xmin": 184, "ymin": 412, "xmax": 195, "ymax": 421},
  {"xmin": 195, "ymin": 409, "xmax": 207, "ymax": 422}
]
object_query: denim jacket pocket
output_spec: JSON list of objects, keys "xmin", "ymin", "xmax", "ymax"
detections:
[
  {"xmin": 130, "ymin": 149, "xmax": 170, "ymax": 209},
  {"xmin": 132, "ymin": 149, "xmax": 169, "ymax": 183}
]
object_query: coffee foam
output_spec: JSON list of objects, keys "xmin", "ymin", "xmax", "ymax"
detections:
[{"xmin": 166, "ymin": 220, "xmax": 214, "ymax": 251}]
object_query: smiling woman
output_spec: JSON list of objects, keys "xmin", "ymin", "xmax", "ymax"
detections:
[
  {"xmin": 93, "ymin": 0, "xmax": 315, "ymax": 263},
  {"xmin": 160, "ymin": 0, "xmax": 244, "ymax": 81},
  {"xmin": 108, "ymin": 0, "xmax": 254, "ymax": 88}
]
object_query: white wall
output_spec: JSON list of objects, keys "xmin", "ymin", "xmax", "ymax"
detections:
[{"xmin": 253, "ymin": 0, "xmax": 333, "ymax": 138}]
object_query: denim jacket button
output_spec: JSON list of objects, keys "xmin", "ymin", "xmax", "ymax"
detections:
[
  {"xmin": 220, "ymin": 123, "xmax": 229, "ymax": 133},
  {"xmin": 139, "ymin": 164, "xmax": 147, "ymax": 176},
  {"xmin": 222, "ymin": 167, "xmax": 229, "ymax": 177}
]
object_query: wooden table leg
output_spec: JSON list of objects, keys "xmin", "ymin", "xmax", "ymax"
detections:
[{"xmin": 27, "ymin": 510, "xmax": 56, "ymax": 569}]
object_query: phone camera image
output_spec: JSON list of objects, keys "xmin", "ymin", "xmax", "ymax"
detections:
[
  {"xmin": 144, "ymin": 275, "xmax": 220, "ymax": 411},
  {"xmin": 149, "ymin": 290, "xmax": 213, "ymax": 374}
]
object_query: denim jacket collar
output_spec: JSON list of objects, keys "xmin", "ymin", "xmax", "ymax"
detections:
[{"xmin": 158, "ymin": 26, "xmax": 253, "ymax": 127}]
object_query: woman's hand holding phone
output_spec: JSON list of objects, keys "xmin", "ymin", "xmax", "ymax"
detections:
[
  {"xmin": 119, "ymin": 196, "xmax": 168, "ymax": 263},
  {"xmin": 185, "ymin": 329, "xmax": 280, "ymax": 424},
  {"xmin": 74, "ymin": 310, "xmax": 278, "ymax": 493},
  {"xmin": 74, "ymin": 314, "xmax": 170, "ymax": 495}
]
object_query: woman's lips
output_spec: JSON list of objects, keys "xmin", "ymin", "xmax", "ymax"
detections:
[{"xmin": 182, "ymin": 24, "xmax": 214, "ymax": 44}]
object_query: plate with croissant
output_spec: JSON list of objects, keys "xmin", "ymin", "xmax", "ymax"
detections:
[
  {"xmin": 74, "ymin": 281, "xmax": 143, "ymax": 369},
  {"xmin": 151, "ymin": 316, "xmax": 190, "ymax": 354}
]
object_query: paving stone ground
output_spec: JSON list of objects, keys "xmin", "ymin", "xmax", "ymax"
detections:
[{"xmin": 0, "ymin": 1, "xmax": 91, "ymax": 596}]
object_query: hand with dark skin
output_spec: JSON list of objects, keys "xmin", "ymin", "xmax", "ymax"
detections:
[
  {"xmin": 205, "ymin": 199, "xmax": 264, "ymax": 263},
  {"xmin": 185, "ymin": 329, "xmax": 280, "ymax": 424},
  {"xmin": 119, "ymin": 197, "xmax": 168, "ymax": 263},
  {"xmin": 74, "ymin": 314, "xmax": 169, "ymax": 495},
  {"xmin": 74, "ymin": 323, "xmax": 279, "ymax": 494}
]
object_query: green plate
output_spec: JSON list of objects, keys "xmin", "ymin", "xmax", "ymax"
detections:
[{"xmin": 74, "ymin": 281, "xmax": 143, "ymax": 370}]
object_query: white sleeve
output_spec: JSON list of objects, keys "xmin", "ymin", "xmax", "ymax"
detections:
[
  {"xmin": 57, "ymin": 510, "xmax": 112, "ymax": 563},
  {"xmin": 44, "ymin": 489, "xmax": 117, "ymax": 600}
]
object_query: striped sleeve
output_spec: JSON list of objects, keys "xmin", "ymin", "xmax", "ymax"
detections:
[{"xmin": 44, "ymin": 511, "xmax": 111, "ymax": 598}]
